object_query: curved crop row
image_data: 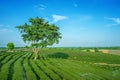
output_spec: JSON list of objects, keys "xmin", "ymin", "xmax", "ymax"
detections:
[
  {"xmin": 46, "ymin": 59, "xmax": 82, "ymax": 80},
  {"xmin": 12, "ymin": 52, "xmax": 28, "ymax": 80},
  {"xmin": 36, "ymin": 60, "xmax": 62, "ymax": 80},
  {"xmin": 0, "ymin": 53, "xmax": 13, "ymax": 71},
  {"xmin": 23, "ymin": 53, "xmax": 37, "ymax": 80},
  {"xmin": 30, "ymin": 60, "xmax": 50, "ymax": 80},
  {"xmin": 0, "ymin": 52, "xmax": 24, "ymax": 80},
  {"xmin": 41, "ymin": 60, "xmax": 68, "ymax": 79},
  {"xmin": 1, "ymin": 53, "xmax": 17, "ymax": 65}
]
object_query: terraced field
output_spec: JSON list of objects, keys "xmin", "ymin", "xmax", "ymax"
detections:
[{"xmin": 0, "ymin": 48, "xmax": 120, "ymax": 80}]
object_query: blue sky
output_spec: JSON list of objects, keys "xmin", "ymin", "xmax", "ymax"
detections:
[{"xmin": 0, "ymin": 0, "xmax": 120, "ymax": 47}]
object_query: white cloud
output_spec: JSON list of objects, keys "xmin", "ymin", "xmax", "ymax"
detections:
[
  {"xmin": 34, "ymin": 4, "xmax": 46, "ymax": 10},
  {"xmin": 0, "ymin": 24, "xmax": 10, "ymax": 28},
  {"xmin": 105, "ymin": 17, "xmax": 120, "ymax": 24},
  {"xmin": 105, "ymin": 23, "xmax": 118, "ymax": 27},
  {"xmin": 0, "ymin": 24, "xmax": 13, "ymax": 32},
  {"xmin": 105, "ymin": 17, "xmax": 120, "ymax": 27},
  {"xmin": 0, "ymin": 28, "xmax": 13, "ymax": 32},
  {"xmin": 74, "ymin": 3, "xmax": 78, "ymax": 7},
  {"xmin": 0, "ymin": 24, "xmax": 4, "ymax": 27},
  {"xmin": 0, "ymin": 28, "xmax": 7, "ymax": 32},
  {"xmin": 52, "ymin": 14, "xmax": 68, "ymax": 22}
]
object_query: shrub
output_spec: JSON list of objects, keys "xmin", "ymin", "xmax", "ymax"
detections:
[
  {"xmin": 94, "ymin": 48, "xmax": 99, "ymax": 52},
  {"xmin": 6, "ymin": 42, "xmax": 14, "ymax": 50},
  {"xmin": 86, "ymin": 49, "xmax": 90, "ymax": 52},
  {"xmin": 25, "ymin": 45, "xmax": 29, "ymax": 49}
]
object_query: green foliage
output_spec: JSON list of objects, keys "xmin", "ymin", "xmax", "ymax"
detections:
[
  {"xmin": 24, "ymin": 59, "xmax": 37, "ymax": 80},
  {"xmin": 30, "ymin": 60, "xmax": 50, "ymax": 80},
  {"xmin": 16, "ymin": 17, "xmax": 62, "ymax": 48},
  {"xmin": 6, "ymin": 42, "xmax": 14, "ymax": 50},
  {"xmin": 0, "ymin": 48, "xmax": 120, "ymax": 80},
  {"xmin": 0, "ymin": 52, "xmax": 21, "ymax": 80},
  {"xmin": 36, "ymin": 60, "xmax": 60, "ymax": 80},
  {"xmin": 12, "ymin": 53, "xmax": 27, "ymax": 80},
  {"xmin": 86, "ymin": 49, "xmax": 90, "ymax": 52},
  {"xmin": 25, "ymin": 45, "xmax": 29, "ymax": 49},
  {"xmin": 94, "ymin": 48, "xmax": 99, "ymax": 52},
  {"xmin": 16, "ymin": 17, "xmax": 62, "ymax": 60}
]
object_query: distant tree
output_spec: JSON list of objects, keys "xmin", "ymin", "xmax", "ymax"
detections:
[
  {"xmin": 94, "ymin": 48, "xmax": 99, "ymax": 52},
  {"xmin": 86, "ymin": 49, "xmax": 90, "ymax": 52},
  {"xmin": 25, "ymin": 45, "xmax": 29, "ymax": 49},
  {"xmin": 7, "ymin": 42, "xmax": 14, "ymax": 50},
  {"xmin": 16, "ymin": 17, "xmax": 62, "ymax": 60}
]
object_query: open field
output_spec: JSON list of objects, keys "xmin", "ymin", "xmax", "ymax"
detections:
[{"xmin": 0, "ymin": 48, "xmax": 120, "ymax": 80}]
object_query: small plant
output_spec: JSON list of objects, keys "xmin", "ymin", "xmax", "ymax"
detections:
[
  {"xmin": 94, "ymin": 48, "xmax": 99, "ymax": 52},
  {"xmin": 86, "ymin": 49, "xmax": 90, "ymax": 52},
  {"xmin": 25, "ymin": 45, "xmax": 29, "ymax": 49},
  {"xmin": 6, "ymin": 42, "xmax": 14, "ymax": 50}
]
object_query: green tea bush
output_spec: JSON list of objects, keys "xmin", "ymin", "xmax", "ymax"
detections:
[
  {"xmin": 23, "ymin": 54, "xmax": 37, "ymax": 80},
  {"xmin": 0, "ymin": 48, "xmax": 120, "ymax": 80},
  {"xmin": 30, "ymin": 61, "xmax": 50, "ymax": 80},
  {"xmin": 12, "ymin": 53, "xmax": 26, "ymax": 80},
  {"xmin": 6, "ymin": 42, "xmax": 15, "ymax": 50},
  {"xmin": 94, "ymin": 48, "xmax": 99, "ymax": 52},
  {"xmin": 86, "ymin": 49, "xmax": 90, "ymax": 52},
  {"xmin": 36, "ymin": 60, "xmax": 60, "ymax": 80}
]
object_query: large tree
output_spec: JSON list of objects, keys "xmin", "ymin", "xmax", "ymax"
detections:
[{"xmin": 16, "ymin": 17, "xmax": 62, "ymax": 60}]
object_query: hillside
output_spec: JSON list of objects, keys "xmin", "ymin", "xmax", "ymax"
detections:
[{"xmin": 0, "ymin": 48, "xmax": 120, "ymax": 80}]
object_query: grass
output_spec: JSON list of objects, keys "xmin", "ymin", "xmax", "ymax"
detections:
[{"xmin": 0, "ymin": 48, "xmax": 120, "ymax": 80}]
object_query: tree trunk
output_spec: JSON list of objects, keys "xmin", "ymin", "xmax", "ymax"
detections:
[{"xmin": 33, "ymin": 48, "xmax": 39, "ymax": 60}]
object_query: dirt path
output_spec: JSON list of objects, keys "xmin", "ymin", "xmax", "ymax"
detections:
[
  {"xmin": 109, "ymin": 50, "xmax": 120, "ymax": 55},
  {"xmin": 100, "ymin": 49, "xmax": 120, "ymax": 55}
]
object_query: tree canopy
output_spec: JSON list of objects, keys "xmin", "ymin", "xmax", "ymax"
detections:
[
  {"xmin": 16, "ymin": 17, "xmax": 61, "ymax": 48},
  {"xmin": 7, "ymin": 42, "xmax": 14, "ymax": 50},
  {"xmin": 16, "ymin": 17, "xmax": 62, "ymax": 60}
]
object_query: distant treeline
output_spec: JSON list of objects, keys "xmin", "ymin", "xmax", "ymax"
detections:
[
  {"xmin": 49, "ymin": 47, "xmax": 120, "ymax": 50},
  {"xmin": 0, "ymin": 46, "xmax": 120, "ymax": 50}
]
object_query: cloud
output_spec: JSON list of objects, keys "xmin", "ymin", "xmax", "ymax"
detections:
[
  {"xmin": 0, "ymin": 24, "xmax": 10, "ymax": 28},
  {"xmin": 105, "ymin": 17, "xmax": 120, "ymax": 24},
  {"xmin": 74, "ymin": 3, "xmax": 78, "ymax": 7},
  {"xmin": 105, "ymin": 17, "xmax": 120, "ymax": 27},
  {"xmin": 34, "ymin": 4, "xmax": 46, "ymax": 10},
  {"xmin": 105, "ymin": 23, "xmax": 118, "ymax": 27},
  {"xmin": 0, "ymin": 24, "xmax": 13, "ymax": 32},
  {"xmin": 0, "ymin": 24, "xmax": 4, "ymax": 27},
  {"xmin": 0, "ymin": 28, "xmax": 13, "ymax": 32},
  {"xmin": 52, "ymin": 14, "xmax": 68, "ymax": 22}
]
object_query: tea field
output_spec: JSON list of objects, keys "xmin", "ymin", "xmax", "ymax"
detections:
[{"xmin": 0, "ymin": 48, "xmax": 120, "ymax": 80}]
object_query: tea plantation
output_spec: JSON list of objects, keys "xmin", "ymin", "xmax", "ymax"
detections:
[{"xmin": 0, "ymin": 48, "xmax": 120, "ymax": 80}]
